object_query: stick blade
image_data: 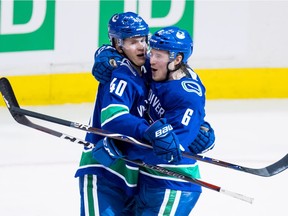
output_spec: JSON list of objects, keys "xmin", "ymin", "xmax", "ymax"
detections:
[
  {"xmin": 0, "ymin": 77, "xmax": 30, "ymax": 125},
  {"xmin": 244, "ymin": 154, "xmax": 288, "ymax": 177},
  {"xmin": 265, "ymin": 154, "xmax": 288, "ymax": 176},
  {"xmin": 0, "ymin": 77, "xmax": 20, "ymax": 109}
]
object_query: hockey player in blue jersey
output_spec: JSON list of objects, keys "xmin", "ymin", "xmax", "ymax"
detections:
[
  {"xmin": 75, "ymin": 12, "xmax": 183, "ymax": 215},
  {"xmin": 134, "ymin": 27, "xmax": 212, "ymax": 214},
  {"xmin": 91, "ymin": 26, "xmax": 215, "ymax": 214},
  {"xmin": 147, "ymin": 26, "xmax": 213, "ymax": 155}
]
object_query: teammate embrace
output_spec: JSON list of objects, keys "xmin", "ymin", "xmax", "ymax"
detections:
[{"xmin": 75, "ymin": 12, "xmax": 215, "ymax": 215}]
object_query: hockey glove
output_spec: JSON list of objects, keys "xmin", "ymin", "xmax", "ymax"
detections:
[
  {"xmin": 92, "ymin": 45, "xmax": 123, "ymax": 84},
  {"xmin": 143, "ymin": 118, "xmax": 182, "ymax": 163},
  {"xmin": 189, "ymin": 121, "xmax": 215, "ymax": 154},
  {"xmin": 92, "ymin": 137, "xmax": 123, "ymax": 167}
]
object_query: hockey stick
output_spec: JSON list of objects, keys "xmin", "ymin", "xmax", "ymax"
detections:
[
  {"xmin": 0, "ymin": 77, "xmax": 287, "ymax": 177},
  {"xmin": 0, "ymin": 90, "xmax": 254, "ymax": 203}
]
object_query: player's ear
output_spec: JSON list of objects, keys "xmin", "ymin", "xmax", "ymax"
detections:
[
  {"xmin": 112, "ymin": 38, "xmax": 123, "ymax": 54},
  {"xmin": 115, "ymin": 43, "xmax": 123, "ymax": 54},
  {"xmin": 175, "ymin": 54, "xmax": 183, "ymax": 65}
]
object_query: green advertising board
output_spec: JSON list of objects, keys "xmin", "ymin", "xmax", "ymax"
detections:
[
  {"xmin": 0, "ymin": 0, "xmax": 193, "ymax": 53},
  {"xmin": 0, "ymin": 0, "xmax": 55, "ymax": 52},
  {"xmin": 98, "ymin": 0, "xmax": 194, "ymax": 46}
]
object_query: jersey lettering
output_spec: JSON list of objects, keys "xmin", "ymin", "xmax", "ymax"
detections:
[
  {"xmin": 147, "ymin": 90, "xmax": 165, "ymax": 117},
  {"xmin": 137, "ymin": 104, "xmax": 146, "ymax": 117}
]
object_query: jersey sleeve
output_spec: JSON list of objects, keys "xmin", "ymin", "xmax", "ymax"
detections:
[{"xmin": 162, "ymin": 80, "xmax": 206, "ymax": 150}]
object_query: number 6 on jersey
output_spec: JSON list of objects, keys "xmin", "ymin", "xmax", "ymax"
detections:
[{"xmin": 182, "ymin": 108, "xmax": 194, "ymax": 126}]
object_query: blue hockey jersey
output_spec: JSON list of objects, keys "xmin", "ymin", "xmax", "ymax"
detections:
[
  {"xmin": 75, "ymin": 58, "xmax": 205, "ymax": 194},
  {"xmin": 137, "ymin": 71, "xmax": 206, "ymax": 192},
  {"xmin": 148, "ymin": 74, "xmax": 206, "ymax": 151},
  {"xmin": 75, "ymin": 58, "xmax": 151, "ymax": 196}
]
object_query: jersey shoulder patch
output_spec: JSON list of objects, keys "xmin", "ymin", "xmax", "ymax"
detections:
[{"xmin": 181, "ymin": 80, "xmax": 203, "ymax": 97}]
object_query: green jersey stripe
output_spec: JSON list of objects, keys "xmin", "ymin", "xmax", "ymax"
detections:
[{"xmin": 101, "ymin": 104, "xmax": 129, "ymax": 126}]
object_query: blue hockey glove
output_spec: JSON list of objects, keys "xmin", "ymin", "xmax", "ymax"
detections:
[
  {"xmin": 92, "ymin": 137, "xmax": 123, "ymax": 167},
  {"xmin": 143, "ymin": 118, "xmax": 182, "ymax": 163},
  {"xmin": 189, "ymin": 121, "xmax": 215, "ymax": 154},
  {"xmin": 92, "ymin": 45, "xmax": 123, "ymax": 84}
]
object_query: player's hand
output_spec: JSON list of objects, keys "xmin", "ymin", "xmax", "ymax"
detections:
[
  {"xmin": 92, "ymin": 137, "xmax": 123, "ymax": 167},
  {"xmin": 143, "ymin": 118, "xmax": 182, "ymax": 163},
  {"xmin": 189, "ymin": 121, "xmax": 215, "ymax": 154},
  {"xmin": 92, "ymin": 45, "xmax": 123, "ymax": 84}
]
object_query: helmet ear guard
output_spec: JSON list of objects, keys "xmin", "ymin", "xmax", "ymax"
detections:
[{"xmin": 149, "ymin": 26, "xmax": 193, "ymax": 63}]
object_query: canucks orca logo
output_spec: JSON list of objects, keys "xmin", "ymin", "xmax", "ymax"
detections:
[
  {"xmin": 176, "ymin": 31, "xmax": 185, "ymax": 39},
  {"xmin": 181, "ymin": 81, "xmax": 202, "ymax": 96},
  {"xmin": 112, "ymin": 14, "xmax": 119, "ymax": 22}
]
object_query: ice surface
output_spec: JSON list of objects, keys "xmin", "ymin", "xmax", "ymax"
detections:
[{"xmin": 0, "ymin": 100, "xmax": 287, "ymax": 216}]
